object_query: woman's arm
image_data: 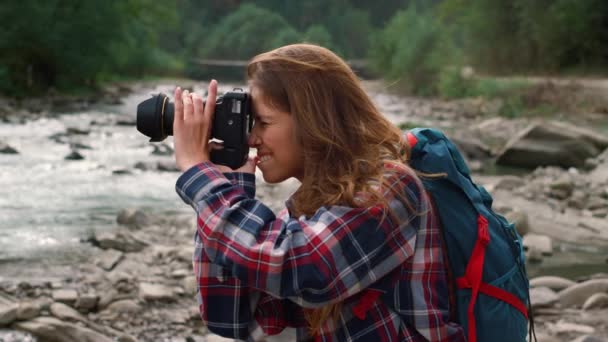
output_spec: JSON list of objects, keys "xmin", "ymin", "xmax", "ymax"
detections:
[{"xmin": 178, "ymin": 162, "xmax": 421, "ymax": 308}]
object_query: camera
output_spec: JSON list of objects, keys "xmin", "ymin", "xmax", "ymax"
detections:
[{"xmin": 136, "ymin": 89, "xmax": 253, "ymax": 169}]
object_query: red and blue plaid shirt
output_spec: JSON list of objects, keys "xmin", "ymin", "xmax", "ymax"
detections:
[{"xmin": 176, "ymin": 162, "xmax": 464, "ymax": 341}]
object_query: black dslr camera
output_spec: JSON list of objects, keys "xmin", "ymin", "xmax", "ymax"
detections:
[{"xmin": 136, "ymin": 89, "xmax": 253, "ymax": 169}]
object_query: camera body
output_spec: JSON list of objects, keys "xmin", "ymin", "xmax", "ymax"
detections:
[
  {"xmin": 136, "ymin": 88, "xmax": 253, "ymax": 169},
  {"xmin": 209, "ymin": 90, "xmax": 253, "ymax": 168}
]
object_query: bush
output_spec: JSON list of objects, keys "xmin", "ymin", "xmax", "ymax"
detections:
[{"xmin": 369, "ymin": 6, "xmax": 450, "ymax": 96}]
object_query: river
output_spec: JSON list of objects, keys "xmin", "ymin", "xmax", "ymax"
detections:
[{"xmin": 0, "ymin": 81, "xmax": 605, "ymax": 282}]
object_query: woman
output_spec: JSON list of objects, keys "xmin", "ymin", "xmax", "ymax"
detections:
[{"xmin": 173, "ymin": 44, "xmax": 465, "ymax": 341}]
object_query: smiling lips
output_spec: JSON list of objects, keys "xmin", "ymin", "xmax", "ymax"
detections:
[{"xmin": 257, "ymin": 154, "xmax": 272, "ymax": 164}]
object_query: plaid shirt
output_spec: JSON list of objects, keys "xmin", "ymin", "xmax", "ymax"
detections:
[{"xmin": 176, "ymin": 162, "xmax": 464, "ymax": 342}]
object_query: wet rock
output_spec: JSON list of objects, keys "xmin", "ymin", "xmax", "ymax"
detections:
[
  {"xmin": 157, "ymin": 160, "xmax": 179, "ymax": 172},
  {"xmin": 183, "ymin": 276, "xmax": 197, "ymax": 296},
  {"xmin": 530, "ymin": 276, "xmax": 576, "ymax": 291},
  {"xmin": 51, "ymin": 289, "xmax": 78, "ymax": 306},
  {"xmin": 0, "ymin": 141, "xmax": 18, "ymax": 154},
  {"xmin": 0, "ymin": 303, "xmax": 18, "ymax": 325},
  {"xmin": 66, "ymin": 127, "xmax": 90, "ymax": 135},
  {"xmin": 582, "ymin": 293, "xmax": 608, "ymax": 310},
  {"xmin": 530, "ymin": 286, "xmax": 559, "ymax": 308},
  {"xmin": 14, "ymin": 316, "xmax": 112, "ymax": 342},
  {"xmin": 558, "ymin": 279, "xmax": 608, "ymax": 308},
  {"xmin": 64, "ymin": 150, "xmax": 85, "ymax": 160},
  {"xmin": 151, "ymin": 143, "xmax": 174, "ymax": 156},
  {"xmin": 496, "ymin": 121, "xmax": 608, "ymax": 169}
]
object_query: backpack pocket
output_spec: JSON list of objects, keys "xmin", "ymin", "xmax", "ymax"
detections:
[{"xmin": 455, "ymin": 264, "xmax": 529, "ymax": 342}]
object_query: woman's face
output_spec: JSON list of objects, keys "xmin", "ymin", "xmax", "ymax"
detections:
[{"xmin": 248, "ymin": 88, "xmax": 305, "ymax": 183}]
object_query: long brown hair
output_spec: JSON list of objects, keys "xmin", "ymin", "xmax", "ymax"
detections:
[{"xmin": 247, "ymin": 44, "xmax": 416, "ymax": 334}]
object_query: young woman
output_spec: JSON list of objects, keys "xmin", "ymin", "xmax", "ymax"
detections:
[{"xmin": 173, "ymin": 44, "xmax": 465, "ymax": 341}]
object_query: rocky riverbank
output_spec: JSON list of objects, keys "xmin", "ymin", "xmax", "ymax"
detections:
[{"xmin": 1, "ymin": 80, "xmax": 607, "ymax": 341}]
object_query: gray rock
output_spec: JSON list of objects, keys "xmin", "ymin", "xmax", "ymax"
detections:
[
  {"xmin": 14, "ymin": 316, "xmax": 112, "ymax": 342},
  {"xmin": 93, "ymin": 230, "xmax": 148, "ymax": 253},
  {"xmin": 115, "ymin": 209, "xmax": 153, "ymax": 229},
  {"xmin": 495, "ymin": 176, "xmax": 526, "ymax": 191},
  {"xmin": 558, "ymin": 279, "xmax": 608, "ymax": 308},
  {"xmin": 95, "ymin": 249, "xmax": 124, "ymax": 271},
  {"xmin": 51, "ymin": 289, "xmax": 78, "ymax": 306},
  {"xmin": 139, "ymin": 282, "xmax": 174, "ymax": 301},
  {"xmin": 104, "ymin": 299, "xmax": 141, "ymax": 314},
  {"xmin": 497, "ymin": 121, "xmax": 608, "ymax": 169},
  {"xmin": 504, "ymin": 209, "xmax": 530, "ymax": 236},
  {"xmin": 530, "ymin": 286, "xmax": 559, "ymax": 308},
  {"xmin": 523, "ymin": 234, "xmax": 553, "ymax": 256},
  {"xmin": 183, "ymin": 276, "xmax": 197, "ymax": 296},
  {"xmin": 570, "ymin": 335, "xmax": 608, "ymax": 342},
  {"xmin": 530, "ymin": 276, "xmax": 576, "ymax": 291},
  {"xmin": 552, "ymin": 320, "xmax": 595, "ymax": 335},
  {"xmin": 16, "ymin": 302, "xmax": 41, "ymax": 320},
  {"xmin": 64, "ymin": 150, "xmax": 85, "ymax": 160},
  {"xmin": 0, "ymin": 303, "xmax": 18, "ymax": 325},
  {"xmin": 50, "ymin": 302, "xmax": 86, "ymax": 322},
  {"xmin": 582, "ymin": 292, "xmax": 608, "ymax": 310},
  {"xmin": 116, "ymin": 208, "xmax": 136, "ymax": 225},
  {"xmin": 75, "ymin": 294, "xmax": 99, "ymax": 312},
  {"xmin": 0, "ymin": 141, "xmax": 18, "ymax": 154}
]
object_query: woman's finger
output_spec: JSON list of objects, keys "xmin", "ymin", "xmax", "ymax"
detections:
[
  {"xmin": 174, "ymin": 87, "xmax": 183, "ymax": 121},
  {"xmin": 203, "ymin": 80, "xmax": 217, "ymax": 129},
  {"xmin": 191, "ymin": 92, "xmax": 204, "ymax": 121},
  {"xmin": 182, "ymin": 89, "xmax": 193, "ymax": 119}
]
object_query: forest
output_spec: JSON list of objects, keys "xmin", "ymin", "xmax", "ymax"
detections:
[{"xmin": 1, "ymin": 0, "xmax": 607, "ymax": 97}]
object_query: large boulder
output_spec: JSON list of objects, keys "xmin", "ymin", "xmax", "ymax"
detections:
[{"xmin": 496, "ymin": 121, "xmax": 608, "ymax": 169}]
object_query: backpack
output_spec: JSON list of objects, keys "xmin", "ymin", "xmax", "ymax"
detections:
[{"xmin": 406, "ymin": 128, "xmax": 532, "ymax": 342}]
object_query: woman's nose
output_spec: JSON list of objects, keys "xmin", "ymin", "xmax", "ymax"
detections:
[{"xmin": 248, "ymin": 127, "xmax": 260, "ymax": 147}]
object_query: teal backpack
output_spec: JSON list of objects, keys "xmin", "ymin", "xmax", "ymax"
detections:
[{"xmin": 406, "ymin": 128, "xmax": 533, "ymax": 342}]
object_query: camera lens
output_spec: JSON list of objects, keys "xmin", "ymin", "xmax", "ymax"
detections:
[{"xmin": 136, "ymin": 93, "xmax": 174, "ymax": 142}]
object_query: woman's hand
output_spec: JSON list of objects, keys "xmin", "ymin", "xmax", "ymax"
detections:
[{"xmin": 173, "ymin": 80, "xmax": 217, "ymax": 171}]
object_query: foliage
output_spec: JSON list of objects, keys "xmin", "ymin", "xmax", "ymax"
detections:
[
  {"xmin": 369, "ymin": 6, "xmax": 450, "ymax": 95},
  {"xmin": 0, "ymin": 0, "xmax": 177, "ymax": 95}
]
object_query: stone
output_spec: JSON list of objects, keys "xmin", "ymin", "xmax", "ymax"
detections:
[
  {"xmin": 183, "ymin": 276, "xmax": 197, "ymax": 296},
  {"xmin": 116, "ymin": 208, "xmax": 137, "ymax": 225},
  {"xmin": 93, "ymin": 230, "xmax": 148, "ymax": 253},
  {"xmin": 530, "ymin": 276, "xmax": 576, "ymax": 291},
  {"xmin": 16, "ymin": 302, "xmax": 41, "ymax": 320},
  {"xmin": 496, "ymin": 121, "xmax": 608, "ymax": 169},
  {"xmin": 50, "ymin": 302, "xmax": 86, "ymax": 322},
  {"xmin": 14, "ymin": 316, "xmax": 112, "ymax": 342},
  {"xmin": 582, "ymin": 292, "xmax": 608, "ymax": 310},
  {"xmin": 51, "ymin": 289, "xmax": 78, "ymax": 306},
  {"xmin": 558, "ymin": 279, "xmax": 608, "ymax": 308},
  {"xmin": 530, "ymin": 286, "xmax": 559, "ymax": 308},
  {"xmin": 552, "ymin": 321, "xmax": 595, "ymax": 335},
  {"xmin": 104, "ymin": 299, "xmax": 142, "ymax": 314},
  {"xmin": 64, "ymin": 150, "xmax": 85, "ymax": 160},
  {"xmin": 570, "ymin": 335, "xmax": 608, "ymax": 342},
  {"xmin": 523, "ymin": 234, "xmax": 553, "ymax": 256},
  {"xmin": 75, "ymin": 293, "xmax": 99, "ymax": 312},
  {"xmin": 95, "ymin": 249, "xmax": 124, "ymax": 271},
  {"xmin": 504, "ymin": 209, "xmax": 530, "ymax": 236},
  {"xmin": 0, "ymin": 141, "xmax": 18, "ymax": 154},
  {"xmin": 139, "ymin": 282, "xmax": 174, "ymax": 301},
  {"xmin": 0, "ymin": 303, "xmax": 18, "ymax": 325},
  {"xmin": 495, "ymin": 176, "xmax": 526, "ymax": 191}
]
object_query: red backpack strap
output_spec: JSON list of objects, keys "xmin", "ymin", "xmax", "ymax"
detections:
[{"xmin": 455, "ymin": 214, "xmax": 490, "ymax": 342}]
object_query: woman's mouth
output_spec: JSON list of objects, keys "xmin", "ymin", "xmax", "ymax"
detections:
[{"xmin": 258, "ymin": 155, "xmax": 272, "ymax": 164}]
